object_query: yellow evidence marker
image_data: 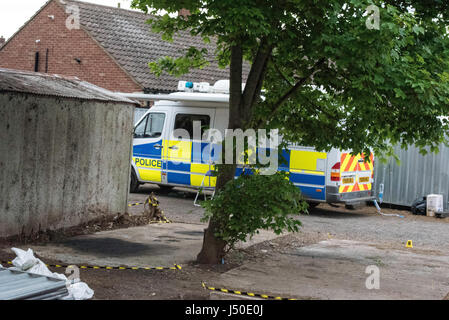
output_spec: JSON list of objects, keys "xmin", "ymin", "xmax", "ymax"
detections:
[{"xmin": 406, "ymin": 240, "xmax": 413, "ymax": 248}]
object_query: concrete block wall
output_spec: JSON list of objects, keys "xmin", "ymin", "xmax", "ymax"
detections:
[{"xmin": 0, "ymin": 92, "xmax": 134, "ymax": 238}]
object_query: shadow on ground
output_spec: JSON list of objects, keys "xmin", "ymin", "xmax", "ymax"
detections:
[
  {"xmin": 306, "ymin": 205, "xmax": 372, "ymax": 220},
  {"xmin": 58, "ymin": 237, "xmax": 176, "ymax": 258},
  {"xmin": 175, "ymin": 230, "xmax": 205, "ymax": 237}
]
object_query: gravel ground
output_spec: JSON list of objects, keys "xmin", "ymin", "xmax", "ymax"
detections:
[
  {"xmin": 299, "ymin": 204, "xmax": 449, "ymax": 250},
  {"xmin": 131, "ymin": 184, "xmax": 449, "ymax": 250},
  {"xmin": 3, "ymin": 183, "xmax": 448, "ymax": 300}
]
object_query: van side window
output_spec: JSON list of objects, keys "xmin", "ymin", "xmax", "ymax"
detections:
[
  {"xmin": 134, "ymin": 113, "xmax": 165, "ymax": 139},
  {"xmin": 174, "ymin": 114, "xmax": 210, "ymax": 140}
]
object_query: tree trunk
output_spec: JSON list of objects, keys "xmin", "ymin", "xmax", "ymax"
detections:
[
  {"xmin": 196, "ymin": 218, "xmax": 227, "ymax": 264},
  {"xmin": 196, "ymin": 40, "xmax": 273, "ymax": 264},
  {"xmin": 196, "ymin": 37, "xmax": 274, "ymax": 264},
  {"xmin": 196, "ymin": 163, "xmax": 237, "ymax": 264},
  {"xmin": 196, "ymin": 44, "xmax": 244, "ymax": 264}
]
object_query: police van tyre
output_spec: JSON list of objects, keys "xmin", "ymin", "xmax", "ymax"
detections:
[
  {"xmin": 345, "ymin": 202, "xmax": 362, "ymax": 210},
  {"xmin": 158, "ymin": 185, "xmax": 174, "ymax": 193},
  {"xmin": 307, "ymin": 201, "xmax": 319, "ymax": 209},
  {"xmin": 130, "ymin": 168, "xmax": 140, "ymax": 193}
]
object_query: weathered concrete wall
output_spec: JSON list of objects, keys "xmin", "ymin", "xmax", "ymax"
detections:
[{"xmin": 0, "ymin": 92, "xmax": 134, "ymax": 238}]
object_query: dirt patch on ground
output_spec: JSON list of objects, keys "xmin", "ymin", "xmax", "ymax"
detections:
[
  {"xmin": 0, "ymin": 194, "xmax": 168, "ymax": 247},
  {"xmin": 0, "ymin": 243, "xmax": 249, "ymax": 300},
  {"xmin": 0, "ymin": 213, "xmax": 153, "ymax": 246},
  {"xmin": 230, "ymin": 231, "xmax": 329, "ymax": 265},
  {"xmin": 2, "ymin": 229, "xmax": 448, "ymax": 300},
  {"xmin": 0, "ymin": 231, "xmax": 323, "ymax": 300}
]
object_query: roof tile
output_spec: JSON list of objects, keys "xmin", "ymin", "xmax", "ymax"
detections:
[{"xmin": 62, "ymin": 0, "xmax": 250, "ymax": 93}]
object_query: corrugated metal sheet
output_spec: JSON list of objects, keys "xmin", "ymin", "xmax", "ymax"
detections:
[
  {"xmin": 0, "ymin": 68, "xmax": 138, "ymax": 104},
  {"xmin": 0, "ymin": 267, "xmax": 69, "ymax": 300},
  {"xmin": 374, "ymin": 144, "xmax": 449, "ymax": 209}
]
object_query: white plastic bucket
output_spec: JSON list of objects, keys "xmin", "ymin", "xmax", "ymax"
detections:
[{"xmin": 426, "ymin": 194, "xmax": 443, "ymax": 217}]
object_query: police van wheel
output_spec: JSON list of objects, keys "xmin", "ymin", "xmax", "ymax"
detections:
[
  {"xmin": 307, "ymin": 202, "xmax": 319, "ymax": 209},
  {"xmin": 130, "ymin": 169, "xmax": 140, "ymax": 193},
  {"xmin": 158, "ymin": 185, "xmax": 174, "ymax": 193},
  {"xmin": 345, "ymin": 202, "xmax": 363, "ymax": 210}
]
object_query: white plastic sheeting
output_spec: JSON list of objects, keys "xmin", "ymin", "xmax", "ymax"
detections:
[{"xmin": 4, "ymin": 248, "xmax": 94, "ymax": 300}]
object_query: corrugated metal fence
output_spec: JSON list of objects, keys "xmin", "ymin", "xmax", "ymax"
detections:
[{"xmin": 374, "ymin": 144, "xmax": 449, "ymax": 210}]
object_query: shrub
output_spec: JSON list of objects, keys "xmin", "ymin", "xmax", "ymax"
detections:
[{"xmin": 201, "ymin": 171, "xmax": 307, "ymax": 250}]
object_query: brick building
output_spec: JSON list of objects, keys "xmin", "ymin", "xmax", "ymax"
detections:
[{"xmin": 0, "ymin": 0, "xmax": 244, "ymax": 95}]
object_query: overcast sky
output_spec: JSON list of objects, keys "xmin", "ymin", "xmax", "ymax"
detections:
[{"xmin": 0, "ymin": 0, "xmax": 135, "ymax": 40}]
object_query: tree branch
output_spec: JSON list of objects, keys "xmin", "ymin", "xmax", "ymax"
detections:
[
  {"xmin": 271, "ymin": 58, "xmax": 294, "ymax": 87},
  {"xmin": 241, "ymin": 39, "xmax": 273, "ymax": 124},
  {"xmin": 229, "ymin": 44, "xmax": 243, "ymax": 129},
  {"xmin": 261, "ymin": 57, "xmax": 326, "ymax": 126},
  {"xmin": 300, "ymin": 95, "xmax": 341, "ymax": 122}
]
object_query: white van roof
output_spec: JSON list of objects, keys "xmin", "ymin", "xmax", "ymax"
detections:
[
  {"xmin": 116, "ymin": 80, "xmax": 242, "ymax": 107},
  {"xmin": 119, "ymin": 91, "xmax": 229, "ymax": 105}
]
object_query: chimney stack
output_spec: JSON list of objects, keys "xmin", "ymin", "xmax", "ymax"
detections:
[{"xmin": 0, "ymin": 36, "xmax": 5, "ymax": 48}]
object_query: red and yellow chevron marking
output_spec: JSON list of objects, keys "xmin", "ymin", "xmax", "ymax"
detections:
[
  {"xmin": 341, "ymin": 153, "xmax": 358, "ymax": 172},
  {"xmin": 339, "ymin": 182, "xmax": 372, "ymax": 193},
  {"xmin": 357, "ymin": 153, "xmax": 374, "ymax": 172},
  {"xmin": 340, "ymin": 153, "xmax": 374, "ymax": 172},
  {"xmin": 339, "ymin": 153, "xmax": 374, "ymax": 193}
]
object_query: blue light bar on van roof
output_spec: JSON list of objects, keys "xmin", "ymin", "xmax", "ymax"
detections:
[{"xmin": 185, "ymin": 82, "xmax": 194, "ymax": 89}]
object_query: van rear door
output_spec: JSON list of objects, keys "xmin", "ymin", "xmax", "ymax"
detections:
[{"xmin": 339, "ymin": 153, "xmax": 374, "ymax": 193}]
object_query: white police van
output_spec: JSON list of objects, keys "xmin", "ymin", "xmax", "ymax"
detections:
[{"xmin": 120, "ymin": 80, "xmax": 374, "ymax": 206}]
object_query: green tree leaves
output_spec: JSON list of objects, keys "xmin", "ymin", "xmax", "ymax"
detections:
[
  {"xmin": 200, "ymin": 172, "xmax": 306, "ymax": 248},
  {"xmin": 131, "ymin": 0, "xmax": 449, "ymax": 262},
  {"xmin": 132, "ymin": 0, "xmax": 449, "ymax": 157}
]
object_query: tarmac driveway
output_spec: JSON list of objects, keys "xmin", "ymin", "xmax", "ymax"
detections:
[
  {"xmin": 214, "ymin": 238, "xmax": 449, "ymax": 300},
  {"xmin": 3, "ymin": 185, "xmax": 449, "ymax": 300}
]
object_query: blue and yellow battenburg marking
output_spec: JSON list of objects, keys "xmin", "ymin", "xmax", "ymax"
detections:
[
  {"xmin": 134, "ymin": 140, "xmax": 219, "ymax": 187},
  {"xmin": 134, "ymin": 140, "xmax": 327, "ymax": 200},
  {"xmin": 133, "ymin": 156, "xmax": 163, "ymax": 182},
  {"xmin": 164, "ymin": 140, "xmax": 219, "ymax": 187},
  {"xmin": 134, "ymin": 158, "xmax": 162, "ymax": 169},
  {"xmin": 279, "ymin": 149, "xmax": 327, "ymax": 200}
]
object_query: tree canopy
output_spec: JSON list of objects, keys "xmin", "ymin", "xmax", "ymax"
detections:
[
  {"xmin": 132, "ymin": 0, "xmax": 449, "ymax": 157},
  {"xmin": 131, "ymin": 0, "xmax": 449, "ymax": 263}
]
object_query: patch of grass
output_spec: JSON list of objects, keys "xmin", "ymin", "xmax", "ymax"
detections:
[{"xmin": 366, "ymin": 256, "xmax": 386, "ymax": 267}]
